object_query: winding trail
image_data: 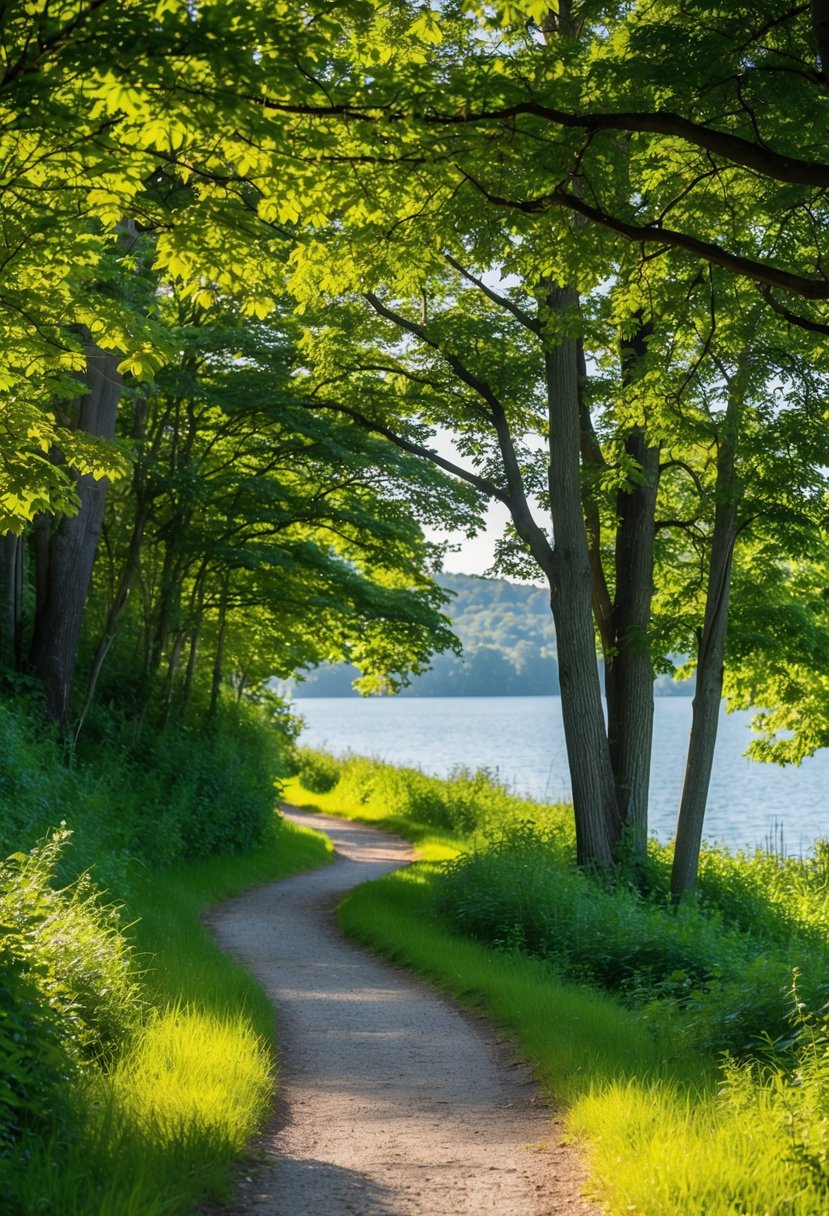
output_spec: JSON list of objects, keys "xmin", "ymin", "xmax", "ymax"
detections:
[{"xmin": 205, "ymin": 807, "xmax": 594, "ymax": 1215}]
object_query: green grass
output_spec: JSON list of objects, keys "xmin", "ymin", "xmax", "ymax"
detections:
[
  {"xmin": 5, "ymin": 815, "xmax": 333, "ymax": 1216},
  {"xmin": 339, "ymin": 863, "xmax": 829, "ymax": 1216},
  {"xmin": 289, "ymin": 750, "xmax": 829, "ymax": 1216},
  {"xmin": 282, "ymin": 774, "xmax": 463, "ymax": 860}
]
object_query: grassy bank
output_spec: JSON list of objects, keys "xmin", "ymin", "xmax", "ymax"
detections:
[
  {"xmin": 0, "ymin": 693, "xmax": 334, "ymax": 1216},
  {"xmin": 1, "ymin": 815, "xmax": 332, "ymax": 1216},
  {"xmin": 289, "ymin": 748, "xmax": 829, "ymax": 1215}
]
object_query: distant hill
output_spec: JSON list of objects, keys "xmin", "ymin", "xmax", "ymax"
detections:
[{"xmin": 287, "ymin": 573, "xmax": 693, "ymax": 698}]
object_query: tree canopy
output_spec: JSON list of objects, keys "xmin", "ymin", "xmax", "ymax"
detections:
[{"xmin": 3, "ymin": 0, "xmax": 829, "ymax": 890}]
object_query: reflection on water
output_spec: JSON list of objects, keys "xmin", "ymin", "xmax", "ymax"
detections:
[{"xmin": 294, "ymin": 696, "xmax": 829, "ymax": 854}]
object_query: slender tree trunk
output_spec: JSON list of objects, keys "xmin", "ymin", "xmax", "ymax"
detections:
[
  {"xmin": 0, "ymin": 534, "xmax": 22, "ymax": 671},
  {"xmin": 29, "ymin": 345, "xmax": 122, "ymax": 725},
  {"xmin": 605, "ymin": 429, "xmax": 660, "ymax": 856},
  {"xmin": 74, "ymin": 503, "xmax": 149, "ymax": 743},
  {"xmin": 545, "ymin": 285, "xmax": 621, "ymax": 868},
  {"xmin": 209, "ymin": 576, "xmax": 229, "ymax": 718},
  {"xmin": 671, "ymin": 391, "xmax": 742, "ymax": 899},
  {"xmin": 182, "ymin": 625, "xmax": 200, "ymax": 717},
  {"xmin": 161, "ymin": 631, "xmax": 185, "ymax": 723}
]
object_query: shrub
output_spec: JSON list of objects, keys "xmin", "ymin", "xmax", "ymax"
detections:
[
  {"xmin": 0, "ymin": 829, "xmax": 143, "ymax": 1158},
  {"xmin": 297, "ymin": 748, "xmax": 341, "ymax": 794},
  {"xmin": 431, "ymin": 825, "xmax": 829, "ymax": 1056},
  {"xmin": 0, "ymin": 693, "xmax": 293, "ymax": 877},
  {"xmin": 304, "ymin": 749, "xmax": 569, "ymax": 840}
]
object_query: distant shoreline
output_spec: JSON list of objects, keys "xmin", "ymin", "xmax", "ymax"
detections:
[{"xmin": 289, "ymin": 689, "xmax": 695, "ymax": 700}]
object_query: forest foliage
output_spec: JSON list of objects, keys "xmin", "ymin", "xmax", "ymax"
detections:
[
  {"xmin": 4, "ymin": 2, "xmax": 829, "ymax": 1204},
  {"xmin": 4, "ymin": 0, "xmax": 829, "ymax": 883}
]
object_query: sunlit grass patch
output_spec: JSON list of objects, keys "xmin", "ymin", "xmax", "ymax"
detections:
[
  {"xmin": 308, "ymin": 751, "xmax": 829, "ymax": 1215},
  {"xmin": 571, "ymin": 1068, "xmax": 829, "ymax": 1216},
  {"xmin": 17, "ymin": 1007, "xmax": 274, "ymax": 1216},
  {"xmin": 281, "ymin": 774, "xmax": 464, "ymax": 860},
  {"xmin": 283, "ymin": 748, "xmax": 572, "ymax": 863},
  {"xmin": 110, "ymin": 1005, "xmax": 272, "ymax": 1144}
]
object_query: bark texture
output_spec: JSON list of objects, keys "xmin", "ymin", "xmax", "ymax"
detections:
[
  {"xmin": 0, "ymin": 534, "xmax": 22, "ymax": 670},
  {"xmin": 546, "ymin": 285, "xmax": 621, "ymax": 868},
  {"xmin": 29, "ymin": 345, "xmax": 122, "ymax": 724},
  {"xmin": 605, "ymin": 428, "xmax": 659, "ymax": 855}
]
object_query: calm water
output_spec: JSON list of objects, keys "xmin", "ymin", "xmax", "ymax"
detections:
[{"xmin": 294, "ymin": 696, "xmax": 829, "ymax": 853}]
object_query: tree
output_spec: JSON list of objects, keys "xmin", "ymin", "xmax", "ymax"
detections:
[
  {"xmin": 7, "ymin": 0, "xmax": 829, "ymax": 887},
  {"xmin": 76, "ymin": 292, "xmax": 480, "ymax": 732},
  {"xmin": 239, "ymin": 0, "xmax": 829, "ymax": 885}
]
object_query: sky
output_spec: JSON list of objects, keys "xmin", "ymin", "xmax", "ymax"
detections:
[
  {"xmin": 427, "ymin": 499, "xmax": 512, "ymax": 576},
  {"xmin": 423, "ymin": 427, "xmax": 517, "ymax": 576}
]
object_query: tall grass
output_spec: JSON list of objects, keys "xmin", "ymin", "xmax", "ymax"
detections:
[
  {"xmin": 0, "ymin": 688, "xmax": 332, "ymax": 1216},
  {"xmin": 292, "ymin": 748, "xmax": 829, "ymax": 1215}
]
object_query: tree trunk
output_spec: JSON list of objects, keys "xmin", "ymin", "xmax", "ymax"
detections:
[
  {"xmin": 605, "ymin": 429, "xmax": 660, "ymax": 856},
  {"xmin": 161, "ymin": 631, "xmax": 185, "ymax": 723},
  {"xmin": 181, "ymin": 624, "xmax": 200, "ymax": 717},
  {"xmin": 671, "ymin": 391, "xmax": 742, "ymax": 899},
  {"xmin": 546, "ymin": 285, "xmax": 621, "ymax": 868},
  {"xmin": 0, "ymin": 534, "xmax": 22, "ymax": 671},
  {"xmin": 74, "ymin": 503, "xmax": 149, "ymax": 744},
  {"xmin": 209, "ymin": 576, "xmax": 229, "ymax": 718},
  {"xmin": 29, "ymin": 345, "xmax": 122, "ymax": 725},
  {"xmin": 577, "ymin": 322, "xmax": 659, "ymax": 858}
]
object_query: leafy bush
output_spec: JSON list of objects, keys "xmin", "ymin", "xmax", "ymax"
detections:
[
  {"xmin": 297, "ymin": 748, "xmax": 341, "ymax": 793},
  {"xmin": 0, "ymin": 694, "xmax": 292, "ymax": 880},
  {"xmin": 0, "ymin": 828, "xmax": 143, "ymax": 1160},
  {"xmin": 306, "ymin": 749, "xmax": 567, "ymax": 839},
  {"xmin": 432, "ymin": 826, "xmax": 829, "ymax": 1056},
  {"xmin": 127, "ymin": 704, "xmax": 284, "ymax": 862}
]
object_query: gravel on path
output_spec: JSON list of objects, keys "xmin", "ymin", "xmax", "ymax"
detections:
[{"xmin": 204, "ymin": 806, "xmax": 596, "ymax": 1216}]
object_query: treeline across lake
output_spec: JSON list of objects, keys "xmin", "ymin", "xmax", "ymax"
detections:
[{"xmin": 290, "ymin": 574, "xmax": 694, "ymax": 698}]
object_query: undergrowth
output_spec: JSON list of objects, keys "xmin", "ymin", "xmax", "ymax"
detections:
[
  {"xmin": 0, "ymin": 694, "xmax": 331, "ymax": 1215},
  {"xmin": 0, "ymin": 693, "xmax": 291, "ymax": 888},
  {"xmin": 0, "ymin": 814, "xmax": 332, "ymax": 1216}
]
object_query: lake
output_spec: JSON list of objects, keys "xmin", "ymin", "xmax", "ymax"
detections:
[{"xmin": 294, "ymin": 696, "xmax": 829, "ymax": 854}]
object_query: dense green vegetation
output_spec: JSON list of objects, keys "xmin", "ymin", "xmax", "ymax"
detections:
[
  {"xmin": 6, "ymin": 0, "xmax": 829, "ymax": 889},
  {"xmin": 291, "ymin": 749, "xmax": 829, "ymax": 1214},
  {"xmin": 0, "ymin": 692, "xmax": 332, "ymax": 1215},
  {"xmin": 5, "ymin": 2, "xmax": 829, "ymax": 1209}
]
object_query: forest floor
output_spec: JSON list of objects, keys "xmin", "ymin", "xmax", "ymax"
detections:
[{"xmin": 203, "ymin": 806, "xmax": 595, "ymax": 1216}]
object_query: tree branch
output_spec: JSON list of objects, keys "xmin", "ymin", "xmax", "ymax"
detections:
[
  {"xmin": 362, "ymin": 292, "xmax": 555, "ymax": 575},
  {"xmin": 760, "ymin": 285, "xmax": 829, "ymax": 333},
  {"xmin": 460, "ymin": 171, "xmax": 829, "ymax": 299},
  {"xmin": 303, "ymin": 396, "xmax": 508, "ymax": 504},
  {"xmin": 256, "ymin": 92, "xmax": 829, "ymax": 188},
  {"xmin": 443, "ymin": 253, "xmax": 540, "ymax": 334}
]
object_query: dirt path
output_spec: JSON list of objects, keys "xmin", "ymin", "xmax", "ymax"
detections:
[{"xmin": 205, "ymin": 806, "xmax": 594, "ymax": 1216}]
